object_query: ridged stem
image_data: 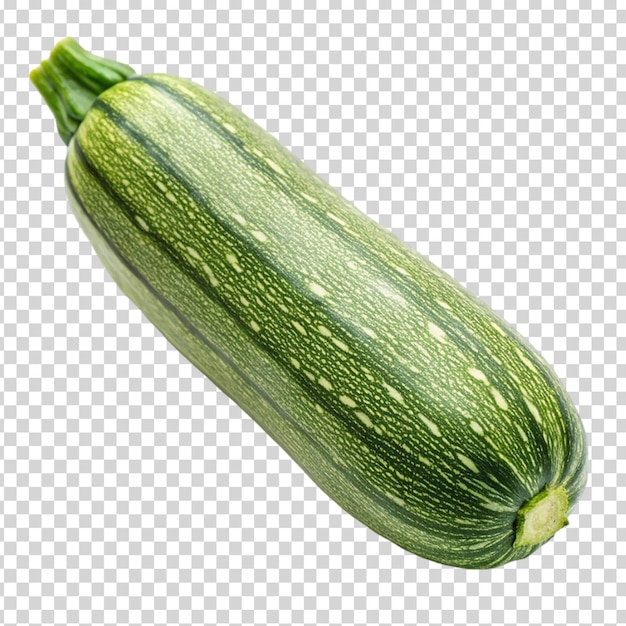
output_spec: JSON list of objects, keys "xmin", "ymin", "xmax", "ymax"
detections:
[
  {"xmin": 30, "ymin": 38, "xmax": 135, "ymax": 145},
  {"xmin": 514, "ymin": 485, "xmax": 569, "ymax": 548}
]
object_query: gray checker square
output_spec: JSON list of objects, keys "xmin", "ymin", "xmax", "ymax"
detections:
[{"xmin": 1, "ymin": 2, "xmax": 624, "ymax": 626}]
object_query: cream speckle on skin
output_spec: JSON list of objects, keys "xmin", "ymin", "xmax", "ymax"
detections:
[
  {"xmin": 202, "ymin": 263, "xmax": 219, "ymax": 287},
  {"xmin": 516, "ymin": 424, "xmax": 529, "ymax": 443},
  {"xmin": 339, "ymin": 395, "xmax": 357, "ymax": 408},
  {"xmin": 361, "ymin": 366, "xmax": 374, "ymax": 381},
  {"xmin": 517, "ymin": 347, "xmax": 538, "ymax": 372},
  {"xmin": 386, "ymin": 491, "xmax": 406, "ymax": 507},
  {"xmin": 418, "ymin": 413, "xmax": 441, "ymax": 437},
  {"xmin": 290, "ymin": 357, "xmax": 301, "ymax": 369},
  {"xmin": 524, "ymin": 396, "xmax": 542, "ymax": 423},
  {"xmin": 252, "ymin": 230, "xmax": 268, "ymax": 242},
  {"xmin": 356, "ymin": 411, "xmax": 373, "ymax": 428},
  {"xmin": 481, "ymin": 501, "xmax": 511, "ymax": 513},
  {"xmin": 186, "ymin": 246, "xmax": 201, "ymax": 260},
  {"xmin": 491, "ymin": 321, "xmax": 507, "ymax": 336},
  {"xmin": 331, "ymin": 337, "xmax": 350, "ymax": 352},
  {"xmin": 428, "ymin": 322, "xmax": 446, "ymax": 342},
  {"xmin": 135, "ymin": 215, "xmax": 150, "ymax": 231},
  {"xmin": 470, "ymin": 421, "xmax": 484, "ymax": 436},
  {"xmin": 468, "ymin": 367, "xmax": 488, "ymax": 383},
  {"xmin": 318, "ymin": 377, "xmax": 333, "ymax": 391},
  {"xmin": 266, "ymin": 158, "xmax": 286, "ymax": 176},
  {"xmin": 318, "ymin": 325, "xmax": 332, "ymax": 337},
  {"xmin": 377, "ymin": 283, "xmax": 407, "ymax": 305},
  {"xmin": 249, "ymin": 320, "xmax": 261, "ymax": 332},
  {"xmin": 291, "ymin": 320, "xmax": 307, "ymax": 335},
  {"xmin": 457, "ymin": 453, "xmax": 479, "ymax": 474},
  {"xmin": 491, "ymin": 387, "xmax": 509, "ymax": 411},
  {"xmin": 310, "ymin": 282, "xmax": 328, "ymax": 298},
  {"xmin": 384, "ymin": 383, "xmax": 405, "ymax": 405},
  {"xmin": 226, "ymin": 253, "xmax": 243, "ymax": 273},
  {"xmin": 301, "ymin": 192, "xmax": 318, "ymax": 204},
  {"xmin": 327, "ymin": 212, "xmax": 347, "ymax": 226},
  {"xmin": 187, "ymin": 164, "xmax": 204, "ymax": 179},
  {"xmin": 233, "ymin": 213, "xmax": 247, "ymax": 225}
]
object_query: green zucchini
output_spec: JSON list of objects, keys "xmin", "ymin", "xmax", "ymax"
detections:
[{"xmin": 31, "ymin": 38, "xmax": 587, "ymax": 569}]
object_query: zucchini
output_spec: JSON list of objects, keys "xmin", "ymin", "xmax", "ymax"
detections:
[{"xmin": 31, "ymin": 39, "xmax": 587, "ymax": 569}]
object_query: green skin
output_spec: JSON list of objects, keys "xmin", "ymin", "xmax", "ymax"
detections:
[{"xmin": 32, "ymin": 39, "xmax": 587, "ymax": 569}]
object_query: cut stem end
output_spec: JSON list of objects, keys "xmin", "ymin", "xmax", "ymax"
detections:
[
  {"xmin": 30, "ymin": 38, "xmax": 135, "ymax": 145},
  {"xmin": 514, "ymin": 485, "xmax": 569, "ymax": 548}
]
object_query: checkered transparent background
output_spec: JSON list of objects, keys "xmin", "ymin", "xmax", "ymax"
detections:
[{"xmin": 2, "ymin": 2, "xmax": 624, "ymax": 625}]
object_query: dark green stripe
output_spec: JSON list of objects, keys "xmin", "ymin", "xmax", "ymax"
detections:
[
  {"xmin": 65, "ymin": 153, "xmax": 473, "ymax": 540},
  {"xmin": 84, "ymin": 99, "xmax": 533, "ymax": 501},
  {"xmin": 560, "ymin": 401, "xmax": 587, "ymax": 498},
  {"xmin": 127, "ymin": 75, "xmax": 556, "ymax": 469},
  {"xmin": 128, "ymin": 75, "xmax": 291, "ymax": 191},
  {"xmin": 130, "ymin": 77, "xmax": 492, "ymax": 346},
  {"xmin": 72, "ymin": 135, "xmax": 510, "ymax": 536},
  {"xmin": 130, "ymin": 75, "xmax": 532, "ymax": 373}
]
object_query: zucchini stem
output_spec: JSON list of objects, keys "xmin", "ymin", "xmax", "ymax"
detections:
[
  {"xmin": 30, "ymin": 38, "xmax": 135, "ymax": 145},
  {"xmin": 514, "ymin": 485, "xmax": 569, "ymax": 548}
]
